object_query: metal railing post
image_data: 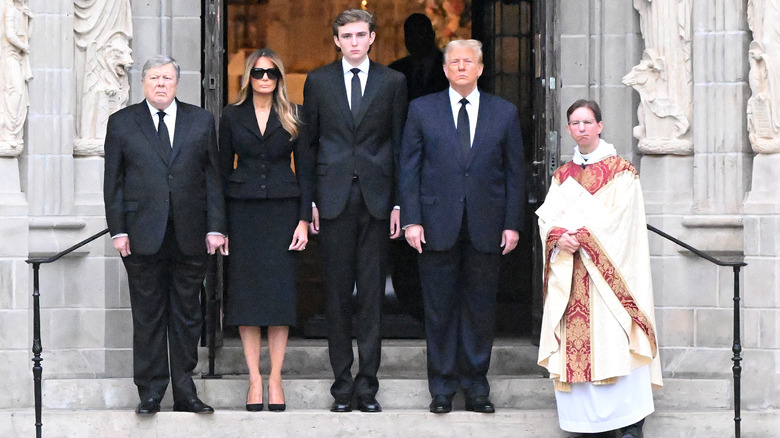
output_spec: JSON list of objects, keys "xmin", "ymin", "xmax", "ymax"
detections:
[
  {"xmin": 646, "ymin": 224, "xmax": 745, "ymax": 438},
  {"xmin": 32, "ymin": 262, "xmax": 42, "ymax": 438},
  {"xmin": 25, "ymin": 228, "xmax": 110, "ymax": 436},
  {"xmin": 732, "ymin": 265, "xmax": 742, "ymax": 438},
  {"xmin": 202, "ymin": 254, "xmax": 222, "ymax": 379}
]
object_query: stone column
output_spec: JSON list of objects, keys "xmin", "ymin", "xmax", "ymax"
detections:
[
  {"xmin": 743, "ymin": 0, "xmax": 780, "ymax": 409},
  {"xmin": 0, "ymin": 0, "xmax": 34, "ymax": 411},
  {"xmin": 558, "ymin": 0, "xmax": 641, "ymax": 163}
]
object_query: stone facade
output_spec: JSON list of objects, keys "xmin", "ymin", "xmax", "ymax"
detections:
[{"xmin": 0, "ymin": 0, "xmax": 777, "ymax": 413}]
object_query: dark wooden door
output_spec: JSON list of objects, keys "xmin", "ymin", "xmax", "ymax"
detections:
[{"xmin": 473, "ymin": 0, "xmax": 558, "ymax": 337}]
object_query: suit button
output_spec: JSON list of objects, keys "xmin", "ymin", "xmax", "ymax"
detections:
[
  {"xmin": 260, "ymin": 174, "xmax": 266, "ymax": 179},
  {"xmin": 260, "ymin": 164, "xmax": 267, "ymax": 169},
  {"xmin": 168, "ymin": 175, "xmax": 173, "ymax": 179},
  {"xmin": 464, "ymin": 172, "xmax": 469, "ymax": 177},
  {"xmin": 460, "ymin": 197, "xmax": 465, "ymax": 202},
  {"xmin": 261, "ymin": 185, "xmax": 266, "ymax": 190}
]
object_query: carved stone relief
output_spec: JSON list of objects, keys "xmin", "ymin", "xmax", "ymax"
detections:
[
  {"xmin": 73, "ymin": 0, "xmax": 133, "ymax": 157},
  {"xmin": 747, "ymin": 0, "xmax": 780, "ymax": 154},
  {"xmin": 623, "ymin": 0, "xmax": 693, "ymax": 155},
  {"xmin": 0, "ymin": 0, "xmax": 33, "ymax": 157}
]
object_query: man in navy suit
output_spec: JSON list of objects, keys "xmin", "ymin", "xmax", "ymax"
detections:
[
  {"xmin": 302, "ymin": 9, "xmax": 407, "ymax": 413},
  {"xmin": 104, "ymin": 55, "xmax": 227, "ymax": 415},
  {"xmin": 400, "ymin": 39, "xmax": 525, "ymax": 414}
]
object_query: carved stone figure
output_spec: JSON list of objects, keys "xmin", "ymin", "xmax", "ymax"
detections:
[
  {"xmin": 623, "ymin": 0, "xmax": 693, "ymax": 155},
  {"xmin": 747, "ymin": 0, "xmax": 780, "ymax": 153},
  {"xmin": 0, "ymin": 0, "xmax": 33, "ymax": 157},
  {"xmin": 73, "ymin": 0, "xmax": 133, "ymax": 156}
]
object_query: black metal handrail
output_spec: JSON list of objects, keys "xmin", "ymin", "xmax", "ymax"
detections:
[
  {"xmin": 25, "ymin": 227, "xmax": 110, "ymax": 438},
  {"xmin": 647, "ymin": 224, "xmax": 746, "ymax": 438}
]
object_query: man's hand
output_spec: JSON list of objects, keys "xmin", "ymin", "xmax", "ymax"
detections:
[
  {"xmin": 500, "ymin": 229, "xmax": 520, "ymax": 255},
  {"xmin": 206, "ymin": 234, "xmax": 228, "ymax": 255},
  {"xmin": 556, "ymin": 230, "xmax": 580, "ymax": 254},
  {"xmin": 113, "ymin": 236, "xmax": 131, "ymax": 257},
  {"xmin": 309, "ymin": 205, "xmax": 320, "ymax": 235},
  {"xmin": 389, "ymin": 209, "xmax": 401, "ymax": 239},
  {"xmin": 405, "ymin": 224, "xmax": 426, "ymax": 254}
]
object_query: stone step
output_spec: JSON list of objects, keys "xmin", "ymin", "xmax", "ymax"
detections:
[
  {"xmin": 42, "ymin": 376, "xmax": 732, "ymax": 412},
  {"xmin": 2, "ymin": 408, "xmax": 777, "ymax": 438},
  {"xmin": 198, "ymin": 337, "xmax": 545, "ymax": 377}
]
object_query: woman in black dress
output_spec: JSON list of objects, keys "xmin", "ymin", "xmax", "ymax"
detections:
[{"xmin": 219, "ymin": 48, "xmax": 313, "ymax": 412}]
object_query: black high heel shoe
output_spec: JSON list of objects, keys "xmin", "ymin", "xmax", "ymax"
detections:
[
  {"xmin": 268, "ymin": 384, "xmax": 286, "ymax": 412},
  {"xmin": 246, "ymin": 384, "xmax": 263, "ymax": 411},
  {"xmin": 246, "ymin": 402, "xmax": 264, "ymax": 412}
]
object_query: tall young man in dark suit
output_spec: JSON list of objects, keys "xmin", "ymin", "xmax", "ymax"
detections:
[
  {"xmin": 104, "ymin": 55, "xmax": 227, "ymax": 415},
  {"xmin": 400, "ymin": 39, "xmax": 526, "ymax": 414},
  {"xmin": 302, "ymin": 9, "xmax": 407, "ymax": 413}
]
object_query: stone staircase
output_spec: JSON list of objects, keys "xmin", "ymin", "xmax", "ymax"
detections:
[{"xmin": 2, "ymin": 338, "xmax": 777, "ymax": 437}]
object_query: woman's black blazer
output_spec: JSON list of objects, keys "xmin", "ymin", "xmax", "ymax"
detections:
[{"xmin": 218, "ymin": 99, "xmax": 314, "ymax": 222}]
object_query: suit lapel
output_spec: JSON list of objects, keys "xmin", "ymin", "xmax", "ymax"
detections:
[
  {"xmin": 326, "ymin": 62, "xmax": 354, "ymax": 131},
  {"xmin": 236, "ymin": 99, "xmax": 264, "ymax": 141},
  {"xmin": 132, "ymin": 101, "xmax": 170, "ymax": 166},
  {"xmin": 263, "ymin": 109, "xmax": 283, "ymax": 138},
  {"xmin": 466, "ymin": 92, "xmax": 491, "ymax": 168},
  {"xmin": 170, "ymin": 100, "xmax": 191, "ymax": 164}
]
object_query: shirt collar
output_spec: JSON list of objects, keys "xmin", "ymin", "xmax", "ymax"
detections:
[
  {"xmin": 448, "ymin": 86, "xmax": 479, "ymax": 106},
  {"xmin": 342, "ymin": 57, "xmax": 370, "ymax": 75},
  {"xmin": 573, "ymin": 139, "xmax": 618, "ymax": 165},
  {"xmin": 146, "ymin": 99, "xmax": 178, "ymax": 117}
]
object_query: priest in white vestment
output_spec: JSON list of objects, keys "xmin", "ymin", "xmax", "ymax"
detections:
[{"xmin": 536, "ymin": 100, "xmax": 662, "ymax": 438}]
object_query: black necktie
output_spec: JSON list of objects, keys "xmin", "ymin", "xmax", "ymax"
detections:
[
  {"xmin": 457, "ymin": 98, "xmax": 470, "ymax": 155},
  {"xmin": 350, "ymin": 68, "xmax": 362, "ymax": 118},
  {"xmin": 157, "ymin": 111, "xmax": 172, "ymax": 151}
]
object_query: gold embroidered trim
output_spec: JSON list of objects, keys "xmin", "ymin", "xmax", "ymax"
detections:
[
  {"xmin": 554, "ymin": 380, "xmax": 571, "ymax": 392},
  {"xmin": 592, "ymin": 377, "xmax": 618, "ymax": 386}
]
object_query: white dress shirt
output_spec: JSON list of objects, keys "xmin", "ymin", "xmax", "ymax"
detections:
[
  {"xmin": 146, "ymin": 99, "xmax": 178, "ymax": 147},
  {"xmin": 342, "ymin": 57, "xmax": 370, "ymax": 110},
  {"xmin": 448, "ymin": 86, "xmax": 480, "ymax": 148}
]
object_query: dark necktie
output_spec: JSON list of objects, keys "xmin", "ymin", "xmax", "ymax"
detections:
[
  {"xmin": 157, "ymin": 110, "xmax": 172, "ymax": 151},
  {"xmin": 350, "ymin": 68, "xmax": 362, "ymax": 118},
  {"xmin": 457, "ymin": 98, "xmax": 470, "ymax": 155}
]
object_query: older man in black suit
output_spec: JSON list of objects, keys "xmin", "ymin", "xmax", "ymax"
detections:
[
  {"xmin": 302, "ymin": 9, "xmax": 407, "ymax": 413},
  {"xmin": 104, "ymin": 55, "xmax": 227, "ymax": 415},
  {"xmin": 400, "ymin": 39, "xmax": 526, "ymax": 414}
]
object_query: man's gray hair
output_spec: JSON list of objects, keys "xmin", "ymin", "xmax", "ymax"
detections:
[
  {"xmin": 141, "ymin": 55, "xmax": 181, "ymax": 81},
  {"xmin": 443, "ymin": 39, "xmax": 483, "ymax": 65}
]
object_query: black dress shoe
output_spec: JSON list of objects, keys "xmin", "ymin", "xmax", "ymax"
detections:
[
  {"xmin": 173, "ymin": 397, "xmax": 215, "ymax": 414},
  {"xmin": 429, "ymin": 395, "xmax": 452, "ymax": 414},
  {"xmin": 330, "ymin": 397, "xmax": 352, "ymax": 412},
  {"xmin": 357, "ymin": 395, "xmax": 382, "ymax": 413},
  {"xmin": 135, "ymin": 398, "xmax": 160, "ymax": 415},
  {"xmin": 465, "ymin": 395, "xmax": 495, "ymax": 413}
]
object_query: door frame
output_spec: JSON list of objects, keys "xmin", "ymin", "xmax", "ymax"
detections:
[{"xmin": 200, "ymin": 0, "xmax": 561, "ymax": 338}]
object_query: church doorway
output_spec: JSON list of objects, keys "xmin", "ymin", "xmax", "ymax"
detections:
[{"xmin": 202, "ymin": 0, "xmax": 559, "ymax": 340}]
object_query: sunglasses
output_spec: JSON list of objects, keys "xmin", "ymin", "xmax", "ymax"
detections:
[{"xmin": 250, "ymin": 67, "xmax": 281, "ymax": 80}]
